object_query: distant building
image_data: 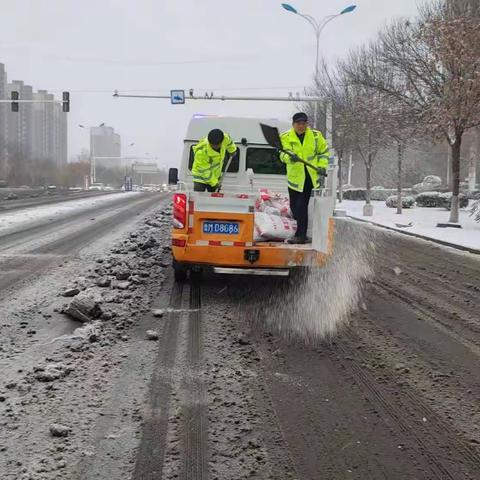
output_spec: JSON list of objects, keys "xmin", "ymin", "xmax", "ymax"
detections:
[
  {"xmin": 53, "ymin": 101, "xmax": 67, "ymax": 166},
  {"xmin": 32, "ymin": 90, "xmax": 67, "ymax": 166},
  {"xmin": 0, "ymin": 63, "xmax": 8, "ymax": 179},
  {"xmin": 32, "ymin": 90, "xmax": 53, "ymax": 162},
  {"xmin": 0, "ymin": 63, "xmax": 68, "ymax": 184},
  {"xmin": 90, "ymin": 125, "xmax": 121, "ymax": 169},
  {"xmin": 6, "ymin": 80, "xmax": 34, "ymax": 182}
]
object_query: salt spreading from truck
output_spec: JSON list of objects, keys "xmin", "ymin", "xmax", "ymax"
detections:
[{"xmin": 257, "ymin": 220, "xmax": 376, "ymax": 341}]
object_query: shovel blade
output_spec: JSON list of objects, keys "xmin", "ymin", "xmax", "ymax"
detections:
[{"xmin": 260, "ymin": 123, "xmax": 283, "ymax": 150}]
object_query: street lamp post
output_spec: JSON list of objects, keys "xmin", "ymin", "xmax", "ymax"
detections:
[
  {"xmin": 79, "ymin": 123, "xmax": 105, "ymax": 184},
  {"xmin": 281, "ymin": 3, "xmax": 356, "ymax": 127},
  {"xmin": 124, "ymin": 142, "xmax": 135, "ymax": 177}
]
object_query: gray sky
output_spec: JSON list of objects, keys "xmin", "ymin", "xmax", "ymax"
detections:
[{"xmin": 0, "ymin": 0, "xmax": 426, "ymax": 167}]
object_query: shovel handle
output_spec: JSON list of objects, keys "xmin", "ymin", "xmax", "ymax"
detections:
[
  {"xmin": 216, "ymin": 154, "xmax": 235, "ymax": 192},
  {"xmin": 280, "ymin": 149, "xmax": 327, "ymax": 176}
]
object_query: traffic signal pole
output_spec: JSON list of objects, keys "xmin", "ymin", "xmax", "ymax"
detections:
[
  {"xmin": 113, "ymin": 90, "xmax": 324, "ymax": 103},
  {"xmin": 1, "ymin": 91, "xmax": 70, "ymax": 112}
]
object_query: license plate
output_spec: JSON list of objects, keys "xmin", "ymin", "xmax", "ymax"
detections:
[{"xmin": 203, "ymin": 221, "xmax": 239, "ymax": 235}]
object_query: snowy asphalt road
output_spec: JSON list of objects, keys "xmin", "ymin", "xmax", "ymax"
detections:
[
  {"xmin": 1, "ymin": 203, "xmax": 479, "ymax": 480},
  {"xmin": 0, "ymin": 192, "xmax": 163, "ymax": 294},
  {"xmin": 0, "ymin": 190, "xmax": 112, "ymax": 213},
  {"xmin": 0, "ymin": 193, "xmax": 171, "ymax": 480},
  {"xmin": 125, "ymin": 225, "xmax": 480, "ymax": 480}
]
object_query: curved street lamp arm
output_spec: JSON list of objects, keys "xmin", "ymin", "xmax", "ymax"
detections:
[
  {"xmin": 317, "ymin": 14, "xmax": 340, "ymax": 35},
  {"xmin": 297, "ymin": 12, "xmax": 320, "ymax": 33}
]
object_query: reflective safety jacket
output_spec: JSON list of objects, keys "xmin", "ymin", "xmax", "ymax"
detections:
[
  {"xmin": 192, "ymin": 134, "xmax": 237, "ymax": 187},
  {"xmin": 279, "ymin": 128, "xmax": 330, "ymax": 192}
]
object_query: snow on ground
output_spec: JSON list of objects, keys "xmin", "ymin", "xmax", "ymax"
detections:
[
  {"xmin": 0, "ymin": 192, "xmax": 142, "ymax": 235},
  {"xmin": 341, "ymin": 200, "xmax": 480, "ymax": 251}
]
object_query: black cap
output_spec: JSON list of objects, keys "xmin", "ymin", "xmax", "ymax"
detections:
[
  {"xmin": 292, "ymin": 112, "xmax": 308, "ymax": 123},
  {"xmin": 208, "ymin": 129, "xmax": 224, "ymax": 145}
]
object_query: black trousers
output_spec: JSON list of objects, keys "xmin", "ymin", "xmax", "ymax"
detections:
[
  {"xmin": 194, "ymin": 182, "xmax": 217, "ymax": 192},
  {"xmin": 288, "ymin": 172, "xmax": 313, "ymax": 239}
]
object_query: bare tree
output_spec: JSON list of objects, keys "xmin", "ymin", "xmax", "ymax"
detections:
[
  {"xmin": 345, "ymin": 1, "xmax": 480, "ymax": 223},
  {"xmin": 311, "ymin": 57, "xmax": 396, "ymax": 210},
  {"xmin": 471, "ymin": 200, "xmax": 480, "ymax": 223},
  {"xmin": 382, "ymin": 114, "xmax": 417, "ymax": 214},
  {"xmin": 312, "ymin": 63, "xmax": 354, "ymax": 203},
  {"xmin": 339, "ymin": 54, "xmax": 398, "ymax": 210}
]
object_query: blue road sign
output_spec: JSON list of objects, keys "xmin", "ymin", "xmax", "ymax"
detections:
[
  {"xmin": 124, "ymin": 176, "xmax": 133, "ymax": 192},
  {"xmin": 170, "ymin": 90, "xmax": 185, "ymax": 105}
]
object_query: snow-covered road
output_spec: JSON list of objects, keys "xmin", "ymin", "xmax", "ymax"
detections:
[
  {"xmin": 0, "ymin": 192, "xmax": 143, "ymax": 237},
  {"xmin": 0, "ymin": 194, "xmax": 173, "ymax": 479},
  {"xmin": 1, "ymin": 194, "xmax": 480, "ymax": 480}
]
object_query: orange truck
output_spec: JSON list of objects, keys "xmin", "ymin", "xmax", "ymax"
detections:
[{"xmin": 168, "ymin": 116, "xmax": 338, "ymax": 281}]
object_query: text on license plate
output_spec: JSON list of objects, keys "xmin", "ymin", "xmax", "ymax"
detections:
[{"xmin": 203, "ymin": 221, "xmax": 239, "ymax": 234}]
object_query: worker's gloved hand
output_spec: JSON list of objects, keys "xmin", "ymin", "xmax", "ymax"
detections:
[
  {"xmin": 290, "ymin": 153, "xmax": 302, "ymax": 163},
  {"xmin": 317, "ymin": 167, "xmax": 327, "ymax": 176}
]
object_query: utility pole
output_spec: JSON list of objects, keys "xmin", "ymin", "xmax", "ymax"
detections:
[{"xmin": 347, "ymin": 151, "xmax": 353, "ymax": 185}]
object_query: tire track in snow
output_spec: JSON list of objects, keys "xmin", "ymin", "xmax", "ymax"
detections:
[{"xmin": 131, "ymin": 282, "xmax": 184, "ymax": 480}]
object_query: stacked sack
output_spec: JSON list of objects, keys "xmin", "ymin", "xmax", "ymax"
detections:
[{"xmin": 254, "ymin": 189, "xmax": 297, "ymax": 242}]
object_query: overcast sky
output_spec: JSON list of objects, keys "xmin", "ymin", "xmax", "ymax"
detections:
[{"xmin": 0, "ymin": 0, "xmax": 426, "ymax": 168}]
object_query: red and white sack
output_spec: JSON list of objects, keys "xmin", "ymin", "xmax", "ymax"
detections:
[
  {"xmin": 268, "ymin": 198, "xmax": 290, "ymax": 217},
  {"xmin": 254, "ymin": 212, "xmax": 297, "ymax": 242},
  {"xmin": 263, "ymin": 206, "xmax": 281, "ymax": 216},
  {"xmin": 256, "ymin": 188, "xmax": 292, "ymax": 218}
]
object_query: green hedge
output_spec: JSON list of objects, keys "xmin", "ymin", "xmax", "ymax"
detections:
[{"xmin": 385, "ymin": 195, "xmax": 415, "ymax": 208}]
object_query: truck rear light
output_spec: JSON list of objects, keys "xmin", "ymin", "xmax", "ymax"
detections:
[
  {"xmin": 172, "ymin": 238, "xmax": 186, "ymax": 247},
  {"xmin": 173, "ymin": 193, "xmax": 187, "ymax": 229}
]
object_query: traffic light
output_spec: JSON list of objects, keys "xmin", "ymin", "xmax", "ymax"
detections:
[
  {"xmin": 11, "ymin": 91, "xmax": 19, "ymax": 112},
  {"xmin": 62, "ymin": 91, "xmax": 70, "ymax": 112}
]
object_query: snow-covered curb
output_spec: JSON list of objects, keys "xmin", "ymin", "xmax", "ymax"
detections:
[{"xmin": 340, "ymin": 200, "xmax": 480, "ymax": 254}]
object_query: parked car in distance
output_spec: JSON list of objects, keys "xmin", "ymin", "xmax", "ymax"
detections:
[{"xmin": 88, "ymin": 183, "xmax": 105, "ymax": 191}]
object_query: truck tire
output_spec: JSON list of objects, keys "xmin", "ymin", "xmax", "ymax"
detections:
[
  {"xmin": 173, "ymin": 260, "xmax": 188, "ymax": 282},
  {"xmin": 190, "ymin": 267, "xmax": 203, "ymax": 281}
]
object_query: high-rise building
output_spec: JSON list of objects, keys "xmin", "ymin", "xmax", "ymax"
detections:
[
  {"xmin": 55, "ymin": 102, "xmax": 67, "ymax": 166},
  {"xmin": 32, "ymin": 90, "xmax": 53, "ymax": 162},
  {"xmin": 6, "ymin": 80, "xmax": 34, "ymax": 183},
  {"xmin": 0, "ymin": 63, "xmax": 8, "ymax": 179},
  {"xmin": 32, "ymin": 90, "xmax": 67, "ymax": 166},
  {"xmin": 0, "ymin": 63, "xmax": 69, "ymax": 184},
  {"xmin": 90, "ymin": 125, "xmax": 121, "ymax": 169}
]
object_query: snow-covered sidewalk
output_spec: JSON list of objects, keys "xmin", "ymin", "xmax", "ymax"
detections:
[{"xmin": 340, "ymin": 200, "xmax": 480, "ymax": 252}]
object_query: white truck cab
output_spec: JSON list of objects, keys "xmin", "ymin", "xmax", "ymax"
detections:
[{"xmin": 178, "ymin": 115, "xmax": 291, "ymax": 193}]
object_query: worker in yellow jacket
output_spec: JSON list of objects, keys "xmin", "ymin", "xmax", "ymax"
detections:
[
  {"xmin": 280, "ymin": 112, "xmax": 330, "ymax": 244},
  {"xmin": 192, "ymin": 129, "xmax": 237, "ymax": 192}
]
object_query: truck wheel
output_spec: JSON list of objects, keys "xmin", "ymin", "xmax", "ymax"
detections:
[
  {"xmin": 174, "ymin": 268, "xmax": 188, "ymax": 282},
  {"xmin": 173, "ymin": 260, "xmax": 188, "ymax": 282},
  {"xmin": 190, "ymin": 267, "xmax": 203, "ymax": 282}
]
